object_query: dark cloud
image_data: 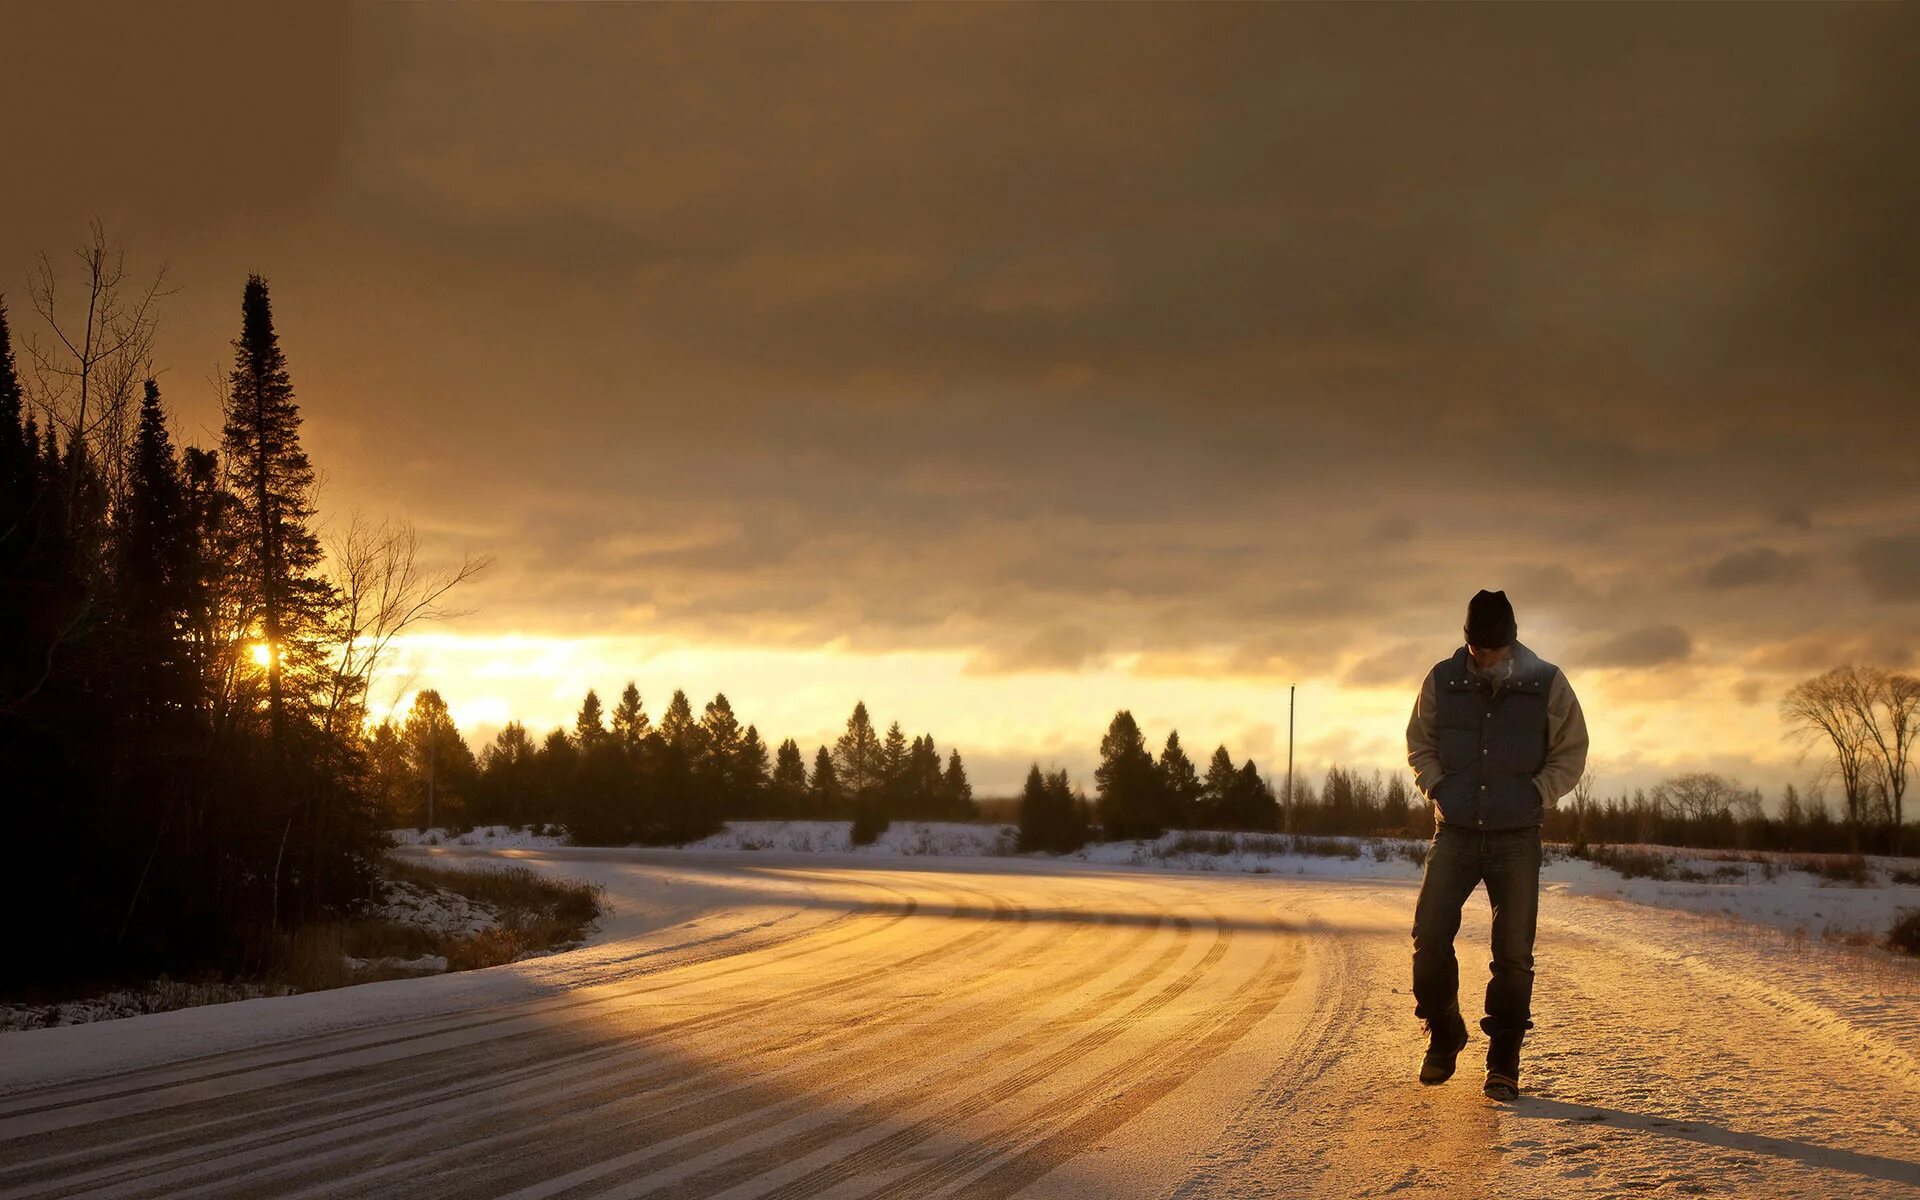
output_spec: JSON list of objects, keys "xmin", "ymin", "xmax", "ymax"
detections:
[
  {"xmin": 1342, "ymin": 643, "xmax": 1429, "ymax": 690},
  {"xmin": 3, "ymin": 5, "xmax": 1917, "ymax": 697},
  {"xmin": 1367, "ymin": 515, "xmax": 1418, "ymax": 545},
  {"xmin": 1853, "ymin": 535, "xmax": 1920, "ymax": 602},
  {"xmin": 1702, "ymin": 547, "xmax": 1805, "ymax": 589},
  {"xmin": 964, "ymin": 625, "xmax": 1107, "ymax": 676},
  {"xmin": 1581, "ymin": 625, "xmax": 1694, "ymax": 669}
]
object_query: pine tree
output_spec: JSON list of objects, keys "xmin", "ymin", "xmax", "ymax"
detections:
[
  {"xmin": 0, "ymin": 297, "xmax": 30, "ymax": 546},
  {"xmin": 1158, "ymin": 731, "xmax": 1202, "ymax": 830},
  {"xmin": 701, "ymin": 693, "xmax": 744, "ymax": 799},
  {"xmin": 736, "ymin": 724, "xmax": 770, "ymax": 815},
  {"xmin": 809, "ymin": 744, "xmax": 842, "ymax": 815},
  {"xmin": 574, "ymin": 688, "xmax": 607, "ymax": 749},
  {"xmin": 834, "ymin": 701, "xmax": 882, "ymax": 797},
  {"xmin": 942, "ymin": 748, "xmax": 974, "ymax": 818},
  {"xmin": 1202, "ymin": 745, "xmax": 1237, "ymax": 830},
  {"xmin": 476, "ymin": 721, "xmax": 539, "ymax": 826},
  {"xmin": 1095, "ymin": 710, "xmax": 1162, "ymax": 840},
  {"xmin": 221, "ymin": 274, "xmax": 334, "ymax": 763},
  {"xmin": 610, "ymin": 682, "xmax": 650, "ymax": 757},
  {"xmin": 403, "ymin": 689, "xmax": 478, "ymax": 830},
  {"xmin": 365, "ymin": 719, "xmax": 410, "ymax": 826},
  {"xmin": 0, "ymin": 299, "xmax": 37, "ymax": 709},
  {"xmin": 1225, "ymin": 759, "xmax": 1278, "ymax": 831},
  {"xmin": 660, "ymin": 689, "xmax": 698, "ymax": 753},
  {"xmin": 648, "ymin": 689, "xmax": 715, "ymax": 843},
  {"xmin": 879, "ymin": 720, "xmax": 909, "ymax": 810},
  {"xmin": 1018, "ymin": 763, "xmax": 1088, "ymax": 853},
  {"xmin": 771, "ymin": 737, "xmax": 808, "ymax": 816},
  {"xmin": 905, "ymin": 733, "xmax": 942, "ymax": 816},
  {"xmin": 537, "ymin": 727, "xmax": 578, "ymax": 829},
  {"xmin": 116, "ymin": 380, "xmax": 196, "ymax": 728}
]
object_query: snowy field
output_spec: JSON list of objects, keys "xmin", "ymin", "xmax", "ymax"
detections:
[
  {"xmin": 394, "ymin": 821, "xmax": 1920, "ymax": 946},
  {"xmin": 2, "ymin": 845, "xmax": 1917, "ymax": 1198}
]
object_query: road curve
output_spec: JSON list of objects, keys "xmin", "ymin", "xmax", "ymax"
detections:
[{"xmin": 1, "ymin": 848, "xmax": 1916, "ymax": 1198}]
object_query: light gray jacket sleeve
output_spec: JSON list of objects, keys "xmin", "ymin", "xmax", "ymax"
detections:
[
  {"xmin": 1406, "ymin": 669, "xmax": 1443, "ymax": 799},
  {"xmin": 1533, "ymin": 668, "xmax": 1589, "ymax": 807}
]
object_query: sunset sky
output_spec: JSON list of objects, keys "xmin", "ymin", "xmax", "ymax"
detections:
[{"xmin": 4, "ymin": 5, "xmax": 1917, "ymax": 799}]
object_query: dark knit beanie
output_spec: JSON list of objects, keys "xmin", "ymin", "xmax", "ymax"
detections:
[{"xmin": 1464, "ymin": 589, "xmax": 1516, "ymax": 649}]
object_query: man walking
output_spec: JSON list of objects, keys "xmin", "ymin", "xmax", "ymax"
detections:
[{"xmin": 1405, "ymin": 589, "xmax": 1588, "ymax": 1100}]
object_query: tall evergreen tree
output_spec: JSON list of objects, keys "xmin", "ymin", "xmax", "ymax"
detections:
[
  {"xmin": 736, "ymin": 724, "xmax": 770, "ymax": 815},
  {"xmin": 0, "ymin": 297, "xmax": 30, "ymax": 542},
  {"xmin": 1223, "ymin": 759, "xmax": 1277, "ymax": 831},
  {"xmin": 0, "ymin": 299, "xmax": 40, "ymax": 701},
  {"xmin": 809, "ymin": 744, "xmax": 843, "ymax": 815},
  {"xmin": 701, "ymin": 693, "xmax": 744, "ymax": 798},
  {"xmin": 403, "ymin": 689, "xmax": 477, "ymax": 830},
  {"xmin": 942, "ymin": 749, "xmax": 974, "ymax": 818},
  {"xmin": 573, "ymin": 688, "xmax": 606, "ymax": 749},
  {"xmin": 116, "ymin": 380, "xmax": 196, "ymax": 727},
  {"xmin": 879, "ymin": 720, "xmax": 910, "ymax": 806},
  {"xmin": 610, "ymin": 682, "xmax": 650, "ymax": 756},
  {"xmin": 659, "ymin": 689, "xmax": 698, "ymax": 753},
  {"xmin": 833, "ymin": 701, "xmax": 882, "ymax": 797},
  {"xmin": 1202, "ymin": 745, "xmax": 1237, "ymax": 829},
  {"xmin": 770, "ymin": 737, "xmax": 808, "ymax": 816},
  {"xmin": 1095, "ymin": 710, "xmax": 1162, "ymax": 840},
  {"xmin": 221, "ymin": 274, "xmax": 333, "ymax": 766},
  {"xmin": 1158, "ymin": 731, "xmax": 1202, "ymax": 829},
  {"xmin": 1018, "ymin": 764, "xmax": 1088, "ymax": 853},
  {"xmin": 475, "ymin": 722, "xmax": 539, "ymax": 826}
]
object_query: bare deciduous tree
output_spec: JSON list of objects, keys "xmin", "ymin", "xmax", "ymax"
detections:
[
  {"xmin": 322, "ymin": 514, "xmax": 491, "ymax": 739},
  {"xmin": 1781, "ymin": 666, "xmax": 1877, "ymax": 852},
  {"xmin": 1840, "ymin": 667, "xmax": 1918, "ymax": 836},
  {"xmin": 23, "ymin": 219, "xmax": 172, "ymax": 506},
  {"xmin": 1650, "ymin": 771, "xmax": 1746, "ymax": 824}
]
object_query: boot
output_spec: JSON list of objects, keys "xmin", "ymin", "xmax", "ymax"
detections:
[
  {"xmin": 1418, "ymin": 1010, "xmax": 1470, "ymax": 1085},
  {"xmin": 1483, "ymin": 1030, "xmax": 1523, "ymax": 1100}
]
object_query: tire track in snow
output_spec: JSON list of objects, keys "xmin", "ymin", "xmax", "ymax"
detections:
[
  {"xmin": 422, "ymin": 877, "xmax": 1191, "ymax": 1200},
  {"xmin": 777, "ymin": 893, "xmax": 1308, "ymax": 1200},
  {"xmin": 465, "ymin": 888, "xmax": 1203, "ymax": 1200},
  {"xmin": 0, "ymin": 873, "xmax": 1005, "ymax": 1200},
  {"xmin": 603, "ymin": 904, "xmax": 1233, "ymax": 1200},
  {"xmin": 0, "ymin": 869, "xmax": 924, "ymax": 1139}
]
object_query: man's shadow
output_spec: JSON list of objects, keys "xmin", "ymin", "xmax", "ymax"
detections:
[{"xmin": 1511, "ymin": 1097, "xmax": 1920, "ymax": 1188}]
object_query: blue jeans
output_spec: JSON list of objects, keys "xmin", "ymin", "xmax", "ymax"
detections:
[{"xmin": 1411, "ymin": 823, "xmax": 1542, "ymax": 1037}]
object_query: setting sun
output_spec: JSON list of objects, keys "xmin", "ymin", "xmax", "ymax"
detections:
[{"xmin": 250, "ymin": 643, "xmax": 274, "ymax": 669}]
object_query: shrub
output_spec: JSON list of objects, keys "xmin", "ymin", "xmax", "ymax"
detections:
[
  {"xmin": 1293, "ymin": 836, "xmax": 1363, "ymax": 860},
  {"xmin": 850, "ymin": 797, "xmax": 889, "ymax": 847},
  {"xmin": 1887, "ymin": 866, "xmax": 1920, "ymax": 886},
  {"xmin": 1583, "ymin": 845, "xmax": 1710, "ymax": 882},
  {"xmin": 1889, "ymin": 909, "xmax": 1920, "ymax": 957},
  {"xmin": 1782, "ymin": 853, "xmax": 1872, "ymax": 883}
]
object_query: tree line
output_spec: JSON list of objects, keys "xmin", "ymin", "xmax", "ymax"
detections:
[
  {"xmin": 0, "ymin": 229, "xmax": 482, "ymax": 992},
  {"xmin": 1018, "ymin": 703, "xmax": 1916, "ymax": 856},
  {"xmin": 367, "ymin": 689, "xmax": 975, "ymax": 844}
]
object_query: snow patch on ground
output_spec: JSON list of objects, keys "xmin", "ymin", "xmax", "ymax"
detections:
[
  {"xmin": 366, "ymin": 877, "xmax": 500, "ymax": 939},
  {"xmin": 678, "ymin": 819, "xmax": 1019, "ymax": 857},
  {"xmin": 389, "ymin": 824, "xmax": 570, "ymax": 849},
  {"xmin": 1549, "ymin": 847, "xmax": 1920, "ymax": 944},
  {"xmin": 0, "ymin": 979, "xmax": 297, "ymax": 1033},
  {"xmin": 343, "ymin": 954, "xmax": 448, "ymax": 975},
  {"xmin": 400, "ymin": 822, "xmax": 1920, "ymax": 950}
]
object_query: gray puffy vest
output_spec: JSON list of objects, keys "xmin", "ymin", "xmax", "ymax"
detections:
[{"xmin": 1428, "ymin": 641, "xmax": 1555, "ymax": 830}]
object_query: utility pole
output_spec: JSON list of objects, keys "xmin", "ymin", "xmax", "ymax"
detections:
[{"xmin": 1286, "ymin": 684, "xmax": 1295, "ymax": 835}]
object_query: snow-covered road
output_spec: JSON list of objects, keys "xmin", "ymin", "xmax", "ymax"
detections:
[{"xmin": 2, "ymin": 848, "xmax": 1917, "ymax": 1198}]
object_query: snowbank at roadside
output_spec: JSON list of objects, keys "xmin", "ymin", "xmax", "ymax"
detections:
[
  {"xmin": 389, "ymin": 825, "xmax": 570, "ymax": 849},
  {"xmin": 396, "ymin": 821, "xmax": 1920, "ymax": 950}
]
